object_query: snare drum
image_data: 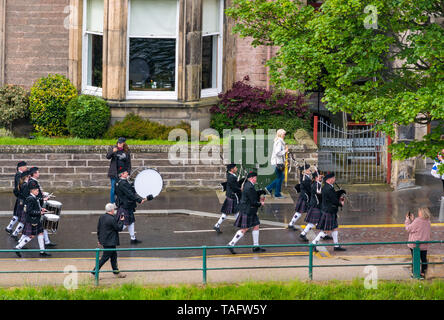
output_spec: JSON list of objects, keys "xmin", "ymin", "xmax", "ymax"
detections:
[
  {"xmin": 134, "ymin": 168, "xmax": 163, "ymax": 198},
  {"xmin": 44, "ymin": 200, "xmax": 62, "ymax": 216},
  {"xmin": 42, "ymin": 214, "xmax": 60, "ymax": 234}
]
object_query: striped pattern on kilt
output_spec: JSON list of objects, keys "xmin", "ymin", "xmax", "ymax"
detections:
[
  {"xmin": 304, "ymin": 207, "xmax": 322, "ymax": 225},
  {"xmin": 116, "ymin": 207, "xmax": 135, "ymax": 226},
  {"xmin": 16, "ymin": 201, "xmax": 26, "ymax": 223},
  {"xmin": 234, "ymin": 212, "xmax": 260, "ymax": 229},
  {"xmin": 294, "ymin": 195, "xmax": 308, "ymax": 213},
  {"xmin": 220, "ymin": 196, "xmax": 239, "ymax": 215},
  {"xmin": 23, "ymin": 221, "xmax": 44, "ymax": 236},
  {"xmin": 316, "ymin": 211, "xmax": 338, "ymax": 231}
]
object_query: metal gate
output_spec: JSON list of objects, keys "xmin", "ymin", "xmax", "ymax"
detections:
[{"xmin": 317, "ymin": 118, "xmax": 386, "ymax": 184}]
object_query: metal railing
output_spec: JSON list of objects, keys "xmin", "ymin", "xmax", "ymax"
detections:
[{"xmin": 1, "ymin": 240, "xmax": 443, "ymax": 286}]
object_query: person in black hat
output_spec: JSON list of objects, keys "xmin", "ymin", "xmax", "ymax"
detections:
[
  {"xmin": 288, "ymin": 163, "xmax": 311, "ymax": 230},
  {"xmin": 311, "ymin": 172, "xmax": 346, "ymax": 251},
  {"xmin": 227, "ymin": 171, "xmax": 266, "ymax": 254},
  {"xmin": 10, "ymin": 170, "xmax": 31, "ymax": 240},
  {"xmin": 14, "ymin": 184, "xmax": 51, "ymax": 258},
  {"xmin": 213, "ymin": 164, "xmax": 242, "ymax": 234},
  {"xmin": 115, "ymin": 167, "xmax": 152, "ymax": 244},
  {"xmin": 5, "ymin": 161, "xmax": 28, "ymax": 234},
  {"xmin": 106, "ymin": 137, "xmax": 132, "ymax": 204}
]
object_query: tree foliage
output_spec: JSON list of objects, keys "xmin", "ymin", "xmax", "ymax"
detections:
[{"xmin": 226, "ymin": 0, "xmax": 444, "ymax": 164}]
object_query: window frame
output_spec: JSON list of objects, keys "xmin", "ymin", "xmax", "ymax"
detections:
[
  {"xmin": 81, "ymin": 0, "xmax": 103, "ymax": 97},
  {"xmin": 126, "ymin": 0, "xmax": 180, "ymax": 100}
]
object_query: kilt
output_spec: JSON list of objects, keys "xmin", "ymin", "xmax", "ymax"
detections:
[
  {"xmin": 23, "ymin": 221, "xmax": 44, "ymax": 236},
  {"xmin": 116, "ymin": 207, "xmax": 135, "ymax": 226},
  {"xmin": 294, "ymin": 195, "xmax": 308, "ymax": 213},
  {"xmin": 304, "ymin": 207, "xmax": 322, "ymax": 224},
  {"xmin": 316, "ymin": 211, "xmax": 338, "ymax": 231},
  {"xmin": 16, "ymin": 201, "xmax": 26, "ymax": 223},
  {"xmin": 220, "ymin": 196, "xmax": 239, "ymax": 215},
  {"xmin": 13, "ymin": 198, "xmax": 19, "ymax": 217},
  {"xmin": 234, "ymin": 212, "xmax": 260, "ymax": 229}
]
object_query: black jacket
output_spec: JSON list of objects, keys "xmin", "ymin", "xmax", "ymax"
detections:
[
  {"xmin": 321, "ymin": 183, "xmax": 342, "ymax": 215},
  {"xmin": 238, "ymin": 180, "xmax": 262, "ymax": 216},
  {"xmin": 13, "ymin": 171, "xmax": 21, "ymax": 198},
  {"xmin": 309, "ymin": 181, "xmax": 322, "ymax": 209},
  {"xmin": 97, "ymin": 213, "xmax": 124, "ymax": 247},
  {"xmin": 106, "ymin": 146, "xmax": 132, "ymax": 178},
  {"xmin": 18, "ymin": 181, "xmax": 29, "ymax": 202},
  {"xmin": 115, "ymin": 178, "xmax": 143, "ymax": 210},
  {"xmin": 24, "ymin": 194, "xmax": 42, "ymax": 224},
  {"xmin": 226, "ymin": 173, "xmax": 242, "ymax": 200},
  {"xmin": 300, "ymin": 174, "xmax": 312, "ymax": 202},
  {"xmin": 28, "ymin": 178, "xmax": 44, "ymax": 206}
]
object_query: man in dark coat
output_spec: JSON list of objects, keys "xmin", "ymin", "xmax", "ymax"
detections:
[
  {"xmin": 115, "ymin": 168, "xmax": 152, "ymax": 244},
  {"xmin": 213, "ymin": 164, "xmax": 242, "ymax": 234},
  {"xmin": 227, "ymin": 171, "xmax": 266, "ymax": 254},
  {"xmin": 106, "ymin": 137, "xmax": 132, "ymax": 204},
  {"xmin": 5, "ymin": 161, "xmax": 27, "ymax": 234},
  {"xmin": 311, "ymin": 172, "xmax": 346, "ymax": 251},
  {"xmin": 91, "ymin": 203, "xmax": 126, "ymax": 278},
  {"xmin": 288, "ymin": 164, "xmax": 312, "ymax": 230}
]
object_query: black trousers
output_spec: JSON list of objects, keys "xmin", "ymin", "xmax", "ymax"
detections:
[
  {"xmin": 98, "ymin": 246, "xmax": 119, "ymax": 274},
  {"xmin": 410, "ymin": 248, "xmax": 428, "ymax": 274}
]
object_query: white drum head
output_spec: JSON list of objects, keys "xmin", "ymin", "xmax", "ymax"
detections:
[
  {"xmin": 134, "ymin": 169, "xmax": 163, "ymax": 198},
  {"xmin": 45, "ymin": 214, "xmax": 60, "ymax": 222},
  {"xmin": 46, "ymin": 200, "xmax": 62, "ymax": 208}
]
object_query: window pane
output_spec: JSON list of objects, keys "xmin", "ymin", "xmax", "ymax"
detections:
[
  {"xmin": 129, "ymin": 38, "xmax": 176, "ymax": 91},
  {"xmin": 202, "ymin": 0, "xmax": 220, "ymax": 35},
  {"xmin": 202, "ymin": 36, "xmax": 218, "ymax": 89},
  {"xmin": 86, "ymin": 0, "xmax": 104, "ymax": 33},
  {"xmin": 130, "ymin": 0, "xmax": 177, "ymax": 37},
  {"xmin": 87, "ymin": 34, "xmax": 103, "ymax": 88}
]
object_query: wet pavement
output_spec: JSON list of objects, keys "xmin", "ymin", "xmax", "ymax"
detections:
[{"xmin": 0, "ymin": 176, "xmax": 443, "ymax": 260}]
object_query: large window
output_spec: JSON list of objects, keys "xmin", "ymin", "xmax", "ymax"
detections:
[
  {"xmin": 127, "ymin": 0, "xmax": 178, "ymax": 99},
  {"xmin": 82, "ymin": 0, "xmax": 103, "ymax": 95},
  {"xmin": 201, "ymin": 0, "xmax": 223, "ymax": 97}
]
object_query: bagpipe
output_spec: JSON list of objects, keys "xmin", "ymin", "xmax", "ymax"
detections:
[
  {"xmin": 334, "ymin": 182, "xmax": 347, "ymax": 203},
  {"xmin": 294, "ymin": 158, "xmax": 310, "ymax": 193},
  {"xmin": 220, "ymin": 163, "xmax": 267, "ymax": 200}
]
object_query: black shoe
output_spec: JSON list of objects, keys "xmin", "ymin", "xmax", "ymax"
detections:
[
  {"xmin": 227, "ymin": 246, "xmax": 236, "ymax": 254},
  {"xmin": 252, "ymin": 247, "xmax": 266, "ymax": 253},
  {"xmin": 288, "ymin": 224, "xmax": 297, "ymax": 231},
  {"xmin": 333, "ymin": 246, "xmax": 347, "ymax": 251},
  {"xmin": 45, "ymin": 242, "xmax": 57, "ymax": 247},
  {"xmin": 10, "ymin": 234, "xmax": 18, "ymax": 241},
  {"xmin": 213, "ymin": 226, "xmax": 222, "ymax": 234},
  {"xmin": 299, "ymin": 234, "xmax": 308, "ymax": 242},
  {"xmin": 14, "ymin": 250, "xmax": 22, "ymax": 258},
  {"xmin": 40, "ymin": 252, "xmax": 52, "ymax": 257},
  {"xmin": 323, "ymin": 235, "xmax": 333, "ymax": 240},
  {"xmin": 130, "ymin": 239, "xmax": 142, "ymax": 244},
  {"xmin": 91, "ymin": 270, "xmax": 96, "ymax": 276},
  {"xmin": 312, "ymin": 245, "xmax": 318, "ymax": 253},
  {"xmin": 5, "ymin": 228, "xmax": 12, "ymax": 234}
]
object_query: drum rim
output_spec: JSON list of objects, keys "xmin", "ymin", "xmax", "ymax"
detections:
[
  {"xmin": 44, "ymin": 213, "xmax": 60, "ymax": 221},
  {"xmin": 134, "ymin": 168, "xmax": 163, "ymax": 198},
  {"xmin": 46, "ymin": 200, "xmax": 62, "ymax": 206}
]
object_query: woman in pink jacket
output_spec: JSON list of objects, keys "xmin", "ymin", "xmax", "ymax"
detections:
[{"xmin": 405, "ymin": 207, "xmax": 432, "ymax": 278}]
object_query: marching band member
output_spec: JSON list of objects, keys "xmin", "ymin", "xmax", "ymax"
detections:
[
  {"xmin": 28, "ymin": 167, "xmax": 56, "ymax": 247},
  {"xmin": 10, "ymin": 170, "xmax": 30, "ymax": 241},
  {"xmin": 115, "ymin": 168, "xmax": 153, "ymax": 244},
  {"xmin": 288, "ymin": 164, "xmax": 311, "ymax": 230},
  {"xmin": 227, "ymin": 171, "xmax": 266, "ymax": 254},
  {"xmin": 213, "ymin": 164, "xmax": 242, "ymax": 234},
  {"xmin": 14, "ymin": 184, "xmax": 51, "ymax": 258},
  {"xmin": 311, "ymin": 172, "xmax": 346, "ymax": 252},
  {"xmin": 5, "ymin": 161, "xmax": 27, "ymax": 234}
]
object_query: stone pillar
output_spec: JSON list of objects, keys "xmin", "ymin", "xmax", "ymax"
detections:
[
  {"xmin": 68, "ymin": 0, "xmax": 83, "ymax": 91},
  {"xmin": 178, "ymin": 0, "xmax": 202, "ymax": 102},
  {"xmin": 391, "ymin": 124, "xmax": 416, "ymax": 189},
  {"xmin": 102, "ymin": 0, "xmax": 128, "ymax": 101},
  {"xmin": 0, "ymin": 0, "xmax": 5, "ymax": 86}
]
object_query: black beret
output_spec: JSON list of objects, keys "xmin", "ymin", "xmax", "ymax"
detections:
[
  {"xmin": 118, "ymin": 166, "xmax": 128, "ymax": 175},
  {"xmin": 247, "ymin": 171, "xmax": 258, "ymax": 179},
  {"xmin": 226, "ymin": 164, "xmax": 236, "ymax": 171},
  {"xmin": 29, "ymin": 167, "xmax": 39, "ymax": 175},
  {"xmin": 324, "ymin": 172, "xmax": 335, "ymax": 181},
  {"xmin": 21, "ymin": 170, "xmax": 30, "ymax": 178},
  {"xmin": 312, "ymin": 171, "xmax": 319, "ymax": 179},
  {"xmin": 17, "ymin": 161, "xmax": 27, "ymax": 168},
  {"xmin": 299, "ymin": 163, "xmax": 310, "ymax": 171},
  {"xmin": 28, "ymin": 179, "xmax": 39, "ymax": 190}
]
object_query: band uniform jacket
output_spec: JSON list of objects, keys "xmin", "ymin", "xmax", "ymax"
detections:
[
  {"xmin": 300, "ymin": 175, "xmax": 312, "ymax": 202},
  {"xmin": 238, "ymin": 180, "xmax": 262, "ymax": 216},
  {"xmin": 97, "ymin": 213, "xmax": 124, "ymax": 247},
  {"xmin": 309, "ymin": 181, "xmax": 322, "ymax": 209},
  {"xmin": 28, "ymin": 178, "xmax": 44, "ymax": 206},
  {"xmin": 18, "ymin": 181, "xmax": 29, "ymax": 204},
  {"xmin": 24, "ymin": 194, "xmax": 42, "ymax": 225},
  {"xmin": 115, "ymin": 178, "xmax": 143, "ymax": 210},
  {"xmin": 226, "ymin": 173, "xmax": 242, "ymax": 200},
  {"xmin": 321, "ymin": 183, "xmax": 342, "ymax": 215}
]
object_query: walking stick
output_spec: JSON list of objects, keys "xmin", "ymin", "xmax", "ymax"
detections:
[{"xmin": 284, "ymin": 152, "xmax": 288, "ymax": 187}]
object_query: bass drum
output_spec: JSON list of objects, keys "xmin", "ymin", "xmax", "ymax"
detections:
[{"xmin": 134, "ymin": 168, "xmax": 163, "ymax": 199}]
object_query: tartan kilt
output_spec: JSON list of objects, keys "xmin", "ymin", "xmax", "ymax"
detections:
[
  {"xmin": 304, "ymin": 207, "xmax": 322, "ymax": 225},
  {"xmin": 316, "ymin": 211, "xmax": 338, "ymax": 231},
  {"xmin": 13, "ymin": 198, "xmax": 19, "ymax": 217},
  {"xmin": 234, "ymin": 212, "xmax": 260, "ymax": 229},
  {"xmin": 16, "ymin": 201, "xmax": 26, "ymax": 223},
  {"xmin": 116, "ymin": 207, "xmax": 135, "ymax": 226},
  {"xmin": 294, "ymin": 195, "xmax": 308, "ymax": 213},
  {"xmin": 23, "ymin": 221, "xmax": 44, "ymax": 236},
  {"xmin": 220, "ymin": 196, "xmax": 239, "ymax": 215}
]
